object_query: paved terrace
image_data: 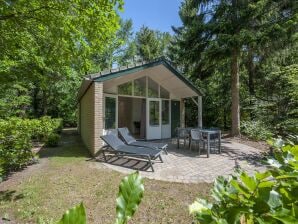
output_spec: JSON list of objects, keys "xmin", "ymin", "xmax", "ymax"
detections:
[{"xmin": 95, "ymin": 139, "xmax": 267, "ymax": 183}]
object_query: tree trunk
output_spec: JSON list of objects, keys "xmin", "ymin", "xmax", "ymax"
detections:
[
  {"xmin": 247, "ymin": 48, "xmax": 255, "ymax": 120},
  {"xmin": 32, "ymin": 85, "xmax": 39, "ymax": 117},
  {"xmin": 42, "ymin": 90, "xmax": 48, "ymax": 115},
  {"xmin": 247, "ymin": 50, "xmax": 255, "ymax": 96},
  {"xmin": 231, "ymin": 47, "xmax": 240, "ymax": 136}
]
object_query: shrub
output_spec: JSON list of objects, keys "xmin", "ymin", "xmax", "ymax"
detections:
[
  {"xmin": 0, "ymin": 117, "xmax": 63, "ymax": 177},
  {"xmin": 241, "ymin": 120, "xmax": 273, "ymax": 141},
  {"xmin": 189, "ymin": 141, "xmax": 298, "ymax": 223},
  {"xmin": 0, "ymin": 118, "xmax": 34, "ymax": 172},
  {"xmin": 33, "ymin": 116, "xmax": 63, "ymax": 141},
  {"xmin": 46, "ymin": 133, "xmax": 60, "ymax": 147}
]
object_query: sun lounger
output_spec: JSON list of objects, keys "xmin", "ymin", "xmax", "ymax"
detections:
[
  {"xmin": 117, "ymin": 127, "xmax": 168, "ymax": 154},
  {"xmin": 100, "ymin": 134, "xmax": 163, "ymax": 172}
]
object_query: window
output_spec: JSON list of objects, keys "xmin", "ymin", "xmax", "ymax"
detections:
[
  {"xmin": 160, "ymin": 86, "xmax": 170, "ymax": 99},
  {"xmin": 148, "ymin": 77, "xmax": 159, "ymax": 98},
  {"xmin": 105, "ymin": 97, "xmax": 116, "ymax": 129},
  {"xmin": 134, "ymin": 77, "xmax": 146, "ymax": 96},
  {"xmin": 162, "ymin": 100, "xmax": 169, "ymax": 124},
  {"xmin": 149, "ymin": 101, "xmax": 159, "ymax": 126},
  {"xmin": 118, "ymin": 81, "xmax": 132, "ymax": 95}
]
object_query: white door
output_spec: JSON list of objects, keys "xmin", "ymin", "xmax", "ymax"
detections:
[
  {"xmin": 161, "ymin": 100, "xmax": 171, "ymax": 138},
  {"xmin": 146, "ymin": 98, "xmax": 161, "ymax": 140}
]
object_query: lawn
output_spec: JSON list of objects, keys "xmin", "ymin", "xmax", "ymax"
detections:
[{"xmin": 0, "ymin": 130, "xmax": 211, "ymax": 224}]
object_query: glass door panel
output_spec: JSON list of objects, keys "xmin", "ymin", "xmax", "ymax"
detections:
[
  {"xmin": 146, "ymin": 98, "xmax": 161, "ymax": 139},
  {"xmin": 105, "ymin": 96, "xmax": 116, "ymax": 129},
  {"xmin": 161, "ymin": 100, "xmax": 171, "ymax": 138}
]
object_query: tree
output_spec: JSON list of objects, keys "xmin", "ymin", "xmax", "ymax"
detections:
[
  {"xmin": 171, "ymin": 0, "xmax": 296, "ymax": 136},
  {"xmin": 0, "ymin": 0, "xmax": 123, "ymax": 122},
  {"xmin": 94, "ymin": 19, "xmax": 136, "ymax": 69},
  {"xmin": 136, "ymin": 26, "xmax": 171, "ymax": 61}
]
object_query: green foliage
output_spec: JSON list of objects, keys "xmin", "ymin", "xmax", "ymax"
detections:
[
  {"xmin": 190, "ymin": 142, "xmax": 298, "ymax": 223},
  {"xmin": 171, "ymin": 0, "xmax": 297, "ymax": 136},
  {"xmin": 136, "ymin": 26, "xmax": 171, "ymax": 61},
  {"xmin": 46, "ymin": 133, "xmax": 61, "ymax": 147},
  {"xmin": 116, "ymin": 171, "xmax": 144, "ymax": 224},
  {"xmin": 0, "ymin": 117, "xmax": 62, "ymax": 177},
  {"xmin": 241, "ymin": 120, "xmax": 273, "ymax": 141},
  {"xmin": 57, "ymin": 203, "xmax": 86, "ymax": 224},
  {"xmin": 0, "ymin": 0, "xmax": 123, "ymax": 125},
  {"xmin": 56, "ymin": 172, "xmax": 144, "ymax": 224},
  {"xmin": 0, "ymin": 118, "xmax": 35, "ymax": 172}
]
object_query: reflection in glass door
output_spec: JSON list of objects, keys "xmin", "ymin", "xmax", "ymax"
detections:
[
  {"xmin": 161, "ymin": 100, "xmax": 171, "ymax": 138},
  {"xmin": 146, "ymin": 99, "xmax": 161, "ymax": 139},
  {"xmin": 104, "ymin": 96, "xmax": 117, "ymax": 130}
]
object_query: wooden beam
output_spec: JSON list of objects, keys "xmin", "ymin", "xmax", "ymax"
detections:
[
  {"xmin": 198, "ymin": 96, "xmax": 203, "ymax": 128},
  {"xmin": 180, "ymin": 98, "xmax": 185, "ymax": 128},
  {"xmin": 191, "ymin": 97, "xmax": 199, "ymax": 106}
]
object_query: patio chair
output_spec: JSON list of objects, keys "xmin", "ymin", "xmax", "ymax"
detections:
[
  {"xmin": 117, "ymin": 127, "xmax": 168, "ymax": 154},
  {"xmin": 176, "ymin": 127, "xmax": 190, "ymax": 149},
  {"xmin": 100, "ymin": 134, "xmax": 163, "ymax": 172},
  {"xmin": 190, "ymin": 129, "xmax": 206, "ymax": 155}
]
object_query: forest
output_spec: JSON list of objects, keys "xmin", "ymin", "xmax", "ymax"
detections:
[
  {"xmin": 0, "ymin": 0, "xmax": 298, "ymax": 223},
  {"xmin": 0, "ymin": 0, "xmax": 297, "ymax": 139}
]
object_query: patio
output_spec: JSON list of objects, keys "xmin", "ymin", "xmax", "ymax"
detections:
[{"xmin": 95, "ymin": 138, "xmax": 267, "ymax": 183}]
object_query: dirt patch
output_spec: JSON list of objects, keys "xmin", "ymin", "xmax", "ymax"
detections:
[{"xmin": 225, "ymin": 136, "xmax": 270, "ymax": 152}]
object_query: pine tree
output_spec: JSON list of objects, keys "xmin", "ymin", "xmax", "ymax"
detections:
[{"xmin": 171, "ymin": 0, "xmax": 296, "ymax": 136}]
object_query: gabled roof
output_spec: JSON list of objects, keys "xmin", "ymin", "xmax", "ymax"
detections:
[{"xmin": 78, "ymin": 58, "xmax": 203, "ymax": 101}]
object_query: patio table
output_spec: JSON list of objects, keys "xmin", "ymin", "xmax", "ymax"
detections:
[
  {"xmin": 177, "ymin": 128, "xmax": 221, "ymax": 157},
  {"xmin": 200, "ymin": 129, "xmax": 221, "ymax": 158}
]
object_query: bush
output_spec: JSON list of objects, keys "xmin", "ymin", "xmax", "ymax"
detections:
[
  {"xmin": 46, "ymin": 133, "xmax": 60, "ymax": 147},
  {"xmin": 0, "ymin": 117, "xmax": 63, "ymax": 178},
  {"xmin": 31, "ymin": 116, "xmax": 63, "ymax": 141},
  {"xmin": 0, "ymin": 118, "xmax": 34, "ymax": 172},
  {"xmin": 241, "ymin": 120, "xmax": 273, "ymax": 140},
  {"xmin": 189, "ymin": 141, "xmax": 298, "ymax": 223}
]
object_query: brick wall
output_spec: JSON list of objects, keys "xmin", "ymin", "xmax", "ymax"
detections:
[
  {"xmin": 93, "ymin": 82, "xmax": 104, "ymax": 155},
  {"xmin": 79, "ymin": 82, "xmax": 103, "ymax": 156}
]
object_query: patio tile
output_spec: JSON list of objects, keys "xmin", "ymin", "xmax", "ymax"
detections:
[{"xmin": 96, "ymin": 139, "xmax": 267, "ymax": 183}]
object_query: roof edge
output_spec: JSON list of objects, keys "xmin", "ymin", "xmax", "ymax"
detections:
[{"xmin": 90, "ymin": 58, "xmax": 203, "ymax": 96}]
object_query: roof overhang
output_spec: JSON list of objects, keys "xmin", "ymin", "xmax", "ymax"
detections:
[{"xmin": 78, "ymin": 58, "xmax": 203, "ymax": 101}]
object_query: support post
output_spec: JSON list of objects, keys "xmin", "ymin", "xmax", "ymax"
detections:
[
  {"xmin": 180, "ymin": 98, "xmax": 185, "ymax": 128},
  {"xmin": 198, "ymin": 95, "xmax": 202, "ymax": 128}
]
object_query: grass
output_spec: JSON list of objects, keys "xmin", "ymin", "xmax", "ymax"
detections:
[{"xmin": 0, "ymin": 130, "xmax": 211, "ymax": 223}]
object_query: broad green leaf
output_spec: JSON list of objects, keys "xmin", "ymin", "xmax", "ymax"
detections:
[
  {"xmin": 258, "ymin": 180, "xmax": 275, "ymax": 188},
  {"xmin": 115, "ymin": 172, "xmax": 144, "ymax": 224},
  {"xmin": 255, "ymin": 171, "xmax": 271, "ymax": 181},
  {"xmin": 270, "ymin": 209, "xmax": 298, "ymax": 224},
  {"xmin": 230, "ymin": 180, "xmax": 250, "ymax": 198},
  {"xmin": 240, "ymin": 172, "xmax": 257, "ymax": 191},
  {"xmin": 57, "ymin": 203, "xmax": 86, "ymax": 224},
  {"xmin": 267, "ymin": 190, "xmax": 282, "ymax": 209}
]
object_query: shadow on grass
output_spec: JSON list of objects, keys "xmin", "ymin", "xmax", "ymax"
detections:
[
  {"xmin": 38, "ymin": 128, "xmax": 91, "ymax": 159},
  {"xmin": 0, "ymin": 190, "xmax": 24, "ymax": 202}
]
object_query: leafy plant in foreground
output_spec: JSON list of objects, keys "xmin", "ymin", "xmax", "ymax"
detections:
[
  {"xmin": 57, "ymin": 172, "xmax": 144, "ymax": 224},
  {"xmin": 57, "ymin": 203, "xmax": 86, "ymax": 224},
  {"xmin": 115, "ymin": 171, "xmax": 144, "ymax": 224},
  {"xmin": 189, "ymin": 142, "xmax": 298, "ymax": 223}
]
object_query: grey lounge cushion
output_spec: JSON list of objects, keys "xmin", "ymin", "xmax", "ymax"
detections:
[
  {"xmin": 118, "ymin": 127, "xmax": 168, "ymax": 150},
  {"xmin": 118, "ymin": 127, "xmax": 136, "ymax": 144},
  {"xmin": 101, "ymin": 134, "xmax": 162, "ymax": 157}
]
